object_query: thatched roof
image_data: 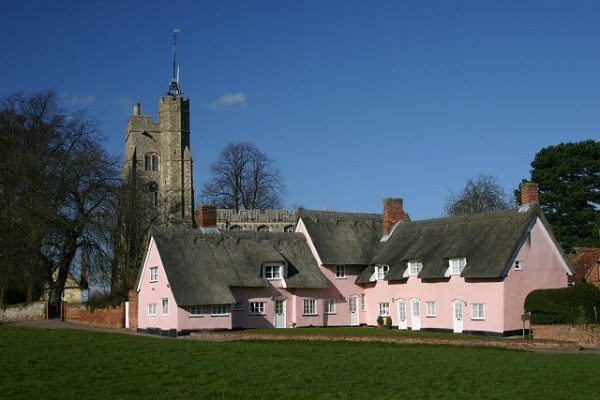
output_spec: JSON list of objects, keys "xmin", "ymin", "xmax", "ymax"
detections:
[
  {"xmin": 366, "ymin": 206, "xmax": 571, "ymax": 281},
  {"xmin": 151, "ymin": 228, "xmax": 328, "ymax": 306},
  {"xmin": 297, "ymin": 209, "xmax": 383, "ymax": 265}
]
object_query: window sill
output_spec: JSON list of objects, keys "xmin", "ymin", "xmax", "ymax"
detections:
[
  {"xmin": 335, "ymin": 277, "xmax": 347, "ymax": 280},
  {"xmin": 302, "ymin": 314, "xmax": 318, "ymax": 316},
  {"xmin": 211, "ymin": 314, "xmax": 230, "ymax": 317},
  {"xmin": 148, "ymin": 314, "xmax": 157, "ymax": 317},
  {"xmin": 189, "ymin": 315, "xmax": 204, "ymax": 318},
  {"xmin": 150, "ymin": 280, "xmax": 158, "ymax": 283},
  {"xmin": 426, "ymin": 315, "xmax": 436, "ymax": 318},
  {"xmin": 471, "ymin": 318, "xmax": 485, "ymax": 321},
  {"xmin": 249, "ymin": 313, "xmax": 266, "ymax": 316},
  {"xmin": 324, "ymin": 312, "xmax": 336, "ymax": 315}
]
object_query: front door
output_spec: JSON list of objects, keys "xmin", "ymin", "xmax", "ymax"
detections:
[
  {"xmin": 410, "ymin": 299, "xmax": 421, "ymax": 331},
  {"xmin": 349, "ymin": 296, "xmax": 359, "ymax": 326},
  {"xmin": 275, "ymin": 299, "xmax": 286, "ymax": 328},
  {"xmin": 397, "ymin": 299, "xmax": 407, "ymax": 330},
  {"xmin": 452, "ymin": 300, "xmax": 464, "ymax": 333}
]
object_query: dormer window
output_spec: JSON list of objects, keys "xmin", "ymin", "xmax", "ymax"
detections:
[
  {"xmin": 449, "ymin": 258, "xmax": 466, "ymax": 275},
  {"xmin": 408, "ymin": 261, "xmax": 423, "ymax": 276},
  {"xmin": 263, "ymin": 264, "xmax": 283, "ymax": 279},
  {"xmin": 376, "ymin": 265, "xmax": 389, "ymax": 280}
]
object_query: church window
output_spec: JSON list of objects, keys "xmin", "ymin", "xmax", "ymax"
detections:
[
  {"xmin": 257, "ymin": 225, "xmax": 270, "ymax": 232},
  {"xmin": 284, "ymin": 225, "xmax": 294, "ymax": 232},
  {"xmin": 145, "ymin": 154, "xmax": 159, "ymax": 171},
  {"xmin": 230, "ymin": 225, "xmax": 242, "ymax": 231}
]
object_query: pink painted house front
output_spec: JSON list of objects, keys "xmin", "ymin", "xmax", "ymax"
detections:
[{"xmin": 135, "ymin": 183, "xmax": 572, "ymax": 336}]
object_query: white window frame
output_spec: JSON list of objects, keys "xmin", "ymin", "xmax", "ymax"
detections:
[
  {"xmin": 263, "ymin": 264, "xmax": 283, "ymax": 280},
  {"xmin": 376, "ymin": 265, "xmax": 389, "ymax": 280},
  {"xmin": 378, "ymin": 302, "xmax": 390, "ymax": 317},
  {"xmin": 449, "ymin": 258, "xmax": 467, "ymax": 275},
  {"xmin": 408, "ymin": 260, "xmax": 423, "ymax": 276},
  {"xmin": 190, "ymin": 305, "xmax": 203, "ymax": 317},
  {"xmin": 303, "ymin": 299, "xmax": 317, "ymax": 315},
  {"xmin": 233, "ymin": 301, "xmax": 244, "ymax": 311},
  {"xmin": 211, "ymin": 304, "xmax": 228, "ymax": 316},
  {"xmin": 161, "ymin": 298, "xmax": 169, "ymax": 315},
  {"xmin": 514, "ymin": 260, "xmax": 523, "ymax": 271},
  {"xmin": 426, "ymin": 301, "xmax": 436, "ymax": 317},
  {"xmin": 149, "ymin": 266, "xmax": 158, "ymax": 282},
  {"xmin": 147, "ymin": 303, "xmax": 157, "ymax": 316},
  {"xmin": 472, "ymin": 303, "xmax": 485, "ymax": 320},
  {"xmin": 324, "ymin": 299, "xmax": 336, "ymax": 314},
  {"xmin": 249, "ymin": 302, "xmax": 266, "ymax": 315},
  {"xmin": 336, "ymin": 265, "xmax": 346, "ymax": 278},
  {"xmin": 360, "ymin": 294, "xmax": 367, "ymax": 311}
]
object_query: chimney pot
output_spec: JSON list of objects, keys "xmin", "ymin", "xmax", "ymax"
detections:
[{"xmin": 133, "ymin": 102, "xmax": 141, "ymax": 116}]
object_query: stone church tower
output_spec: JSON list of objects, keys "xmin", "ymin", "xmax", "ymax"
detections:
[{"xmin": 121, "ymin": 85, "xmax": 195, "ymax": 227}]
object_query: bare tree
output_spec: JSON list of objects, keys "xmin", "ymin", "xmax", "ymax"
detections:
[
  {"xmin": 445, "ymin": 175, "xmax": 515, "ymax": 216},
  {"xmin": 201, "ymin": 142, "xmax": 286, "ymax": 211}
]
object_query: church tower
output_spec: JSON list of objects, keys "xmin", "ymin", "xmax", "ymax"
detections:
[{"xmin": 121, "ymin": 29, "xmax": 195, "ymax": 227}]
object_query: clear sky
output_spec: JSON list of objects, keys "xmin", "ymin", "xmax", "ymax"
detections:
[{"xmin": 2, "ymin": 0, "xmax": 599, "ymax": 220}]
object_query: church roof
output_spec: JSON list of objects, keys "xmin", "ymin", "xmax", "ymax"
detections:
[
  {"xmin": 297, "ymin": 209, "xmax": 383, "ymax": 265},
  {"xmin": 150, "ymin": 228, "xmax": 328, "ymax": 306}
]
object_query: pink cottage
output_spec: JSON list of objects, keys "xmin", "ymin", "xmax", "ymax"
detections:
[{"xmin": 135, "ymin": 183, "xmax": 572, "ymax": 336}]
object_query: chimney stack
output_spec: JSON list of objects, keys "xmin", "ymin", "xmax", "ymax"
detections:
[
  {"xmin": 520, "ymin": 182, "xmax": 540, "ymax": 206},
  {"xmin": 197, "ymin": 205, "xmax": 217, "ymax": 228},
  {"xmin": 133, "ymin": 102, "xmax": 141, "ymax": 116},
  {"xmin": 383, "ymin": 198, "xmax": 409, "ymax": 235}
]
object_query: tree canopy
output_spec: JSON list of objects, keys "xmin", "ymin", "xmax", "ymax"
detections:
[
  {"xmin": 445, "ymin": 175, "xmax": 514, "ymax": 217},
  {"xmin": 527, "ymin": 140, "xmax": 600, "ymax": 250},
  {"xmin": 201, "ymin": 142, "xmax": 286, "ymax": 211},
  {"xmin": 0, "ymin": 91, "xmax": 119, "ymax": 309}
]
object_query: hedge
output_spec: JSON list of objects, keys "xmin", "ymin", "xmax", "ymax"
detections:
[{"xmin": 524, "ymin": 283, "xmax": 600, "ymax": 324}]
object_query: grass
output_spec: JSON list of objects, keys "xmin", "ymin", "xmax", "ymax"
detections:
[
  {"xmin": 1, "ymin": 326, "xmax": 599, "ymax": 399},
  {"xmin": 245, "ymin": 326, "xmax": 499, "ymax": 339}
]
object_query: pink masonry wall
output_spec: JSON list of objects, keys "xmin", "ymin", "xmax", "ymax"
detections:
[
  {"xmin": 363, "ymin": 276, "xmax": 505, "ymax": 333},
  {"xmin": 502, "ymin": 218, "xmax": 570, "ymax": 332},
  {"xmin": 177, "ymin": 305, "xmax": 232, "ymax": 331},
  {"xmin": 136, "ymin": 238, "xmax": 179, "ymax": 331}
]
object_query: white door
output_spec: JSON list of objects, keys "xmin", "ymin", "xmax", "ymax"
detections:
[
  {"xmin": 349, "ymin": 296, "xmax": 359, "ymax": 326},
  {"xmin": 275, "ymin": 299, "xmax": 286, "ymax": 328},
  {"xmin": 410, "ymin": 299, "xmax": 421, "ymax": 331},
  {"xmin": 452, "ymin": 300, "xmax": 464, "ymax": 333},
  {"xmin": 397, "ymin": 299, "xmax": 407, "ymax": 330}
]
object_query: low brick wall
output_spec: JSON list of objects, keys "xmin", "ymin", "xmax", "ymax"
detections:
[
  {"xmin": 533, "ymin": 324, "xmax": 599, "ymax": 348},
  {"xmin": 0, "ymin": 301, "xmax": 46, "ymax": 322},
  {"xmin": 190, "ymin": 331, "xmax": 583, "ymax": 352},
  {"xmin": 65, "ymin": 304, "xmax": 125, "ymax": 329}
]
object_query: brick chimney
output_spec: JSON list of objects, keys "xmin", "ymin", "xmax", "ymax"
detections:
[
  {"xmin": 383, "ymin": 198, "xmax": 408, "ymax": 235},
  {"xmin": 197, "ymin": 205, "xmax": 217, "ymax": 228},
  {"xmin": 520, "ymin": 182, "xmax": 540, "ymax": 206}
]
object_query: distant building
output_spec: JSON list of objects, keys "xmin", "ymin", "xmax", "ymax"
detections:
[{"xmin": 214, "ymin": 208, "xmax": 296, "ymax": 232}]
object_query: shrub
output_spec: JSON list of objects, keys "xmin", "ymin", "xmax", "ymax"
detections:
[
  {"xmin": 376, "ymin": 316, "xmax": 384, "ymax": 326},
  {"xmin": 385, "ymin": 316, "xmax": 392, "ymax": 326},
  {"xmin": 524, "ymin": 283, "xmax": 600, "ymax": 324}
]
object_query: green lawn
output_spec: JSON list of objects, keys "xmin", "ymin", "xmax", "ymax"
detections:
[
  {"xmin": 1, "ymin": 327, "xmax": 599, "ymax": 399},
  {"xmin": 246, "ymin": 326, "xmax": 498, "ymax": 339}
]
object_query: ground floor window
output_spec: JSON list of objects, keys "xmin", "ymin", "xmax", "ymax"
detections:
[
  {"xmin": 190, "ymin": 305, "xmax": 203, "ymax": 317},
  {"xmin": 162, "ymin": 298, "xmax": 169, "ymax": 315},
  {"xmin": 472, "ymin": 303, "xmax": 485, "ymax": 320},
  {"xmin": 324, "ymin": 299, "xmax": 336, "ymax": 314},
  {"xmin": 212, "ymin": 304, "xmax": 228, "ymax": 316},
  {"xmin": 360, "ymin": 294, "xmax": 367, "ymax": 311},
  {"xmin": 426, "ymin": 301, "xmax": 436, "ymax": 317},
  {"xmin": 378, "ymin": 302, "xmax": 390, "ymax": 316},
  {"xmin": 249, "ymin": 302, "xmax": 266, "ymax": 315},
  {"xmin": 303, "ymin": 299, "xmax": 317, "ymax": 315},
  {"xmin": 233, "ymin": 302, "xmax": 244, "ymax": 311},
  {"xmin": 148, "ymin": 303, "xmax": 157, "ymax": 316}
]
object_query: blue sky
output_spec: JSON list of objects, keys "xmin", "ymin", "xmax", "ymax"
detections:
[{"xmin": 2, "ymin": 0, "xmax": 599, "ymax": 219}]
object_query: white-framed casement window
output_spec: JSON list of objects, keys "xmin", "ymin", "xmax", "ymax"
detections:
[
  {"xmin": 303, "ymin": 299, "xmax": 317, "ymax": 315},
  {"xmin": 472, "ymin": 303, "xmax": 485, "ymax": 320},
  {"xmin": 148, "ymin": 303, "xmax": 157, "ymax": 316},
  {"xmin": 161, "ymin": 298, "xmax": 169, "ymax": 315},
  {"xmin": 212, "ymin": 304, "xmax": 228, "ymax": 316},
  {"xmin": 360, "ymin": 294, "xmax": 367, "ymax": 311},
  {"xmin": 336, "ymin": 265, "xmax": 346, "ymax": 278},
  {"xmin": 324, "ymin": 299, "xmax": 336, "ymax": 314},
  {"xmin": 449, "ymin": 258, "xmax": 467, "ymax": 275},
  {"xmin": 514, "ymin": 260, "xmax": 523, "ymax": 271},
  {"xmin": 149, "ymin": 266, "xmax": 158, "ymax": 282},
  {"xmin": 233, "ymin": 301, "xmax": 244, "ymax": 311},
  {"xmin": 190, "ymin": 305, "xmax": 203, "ymax": 317},
  {"xmin": 378, "ymin": 302, "xmax": 390, "ymax": 317},
  {"xmin": 249, "ymin": 302, "xmax": 266, "ymax": 315},
  {"xmin": 263, "ymin": 264, "xmax": 283, "ymax": 279},
  {"xmin": 426, "ymin": 301, "xmax": 436, "ymax": 317},
  {"xmin": 408, "ymin": 260, "xmax": 423, "ymax": 276},
  {"xmin": 376, "ymin": 265, "xmax": 389, "ymax": 280}
]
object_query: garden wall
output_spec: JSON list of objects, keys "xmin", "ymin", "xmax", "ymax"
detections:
[
  {"xmin": 533, "ymin": 324, "xmax": 599, "ymax": 348},
  {"xmin": 65, "ymin": 304, "xmax": 124, "ymax": 329},
  {"xmin": 0, "ymin": 301, "xmax": 46, "ymax": 322}
]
